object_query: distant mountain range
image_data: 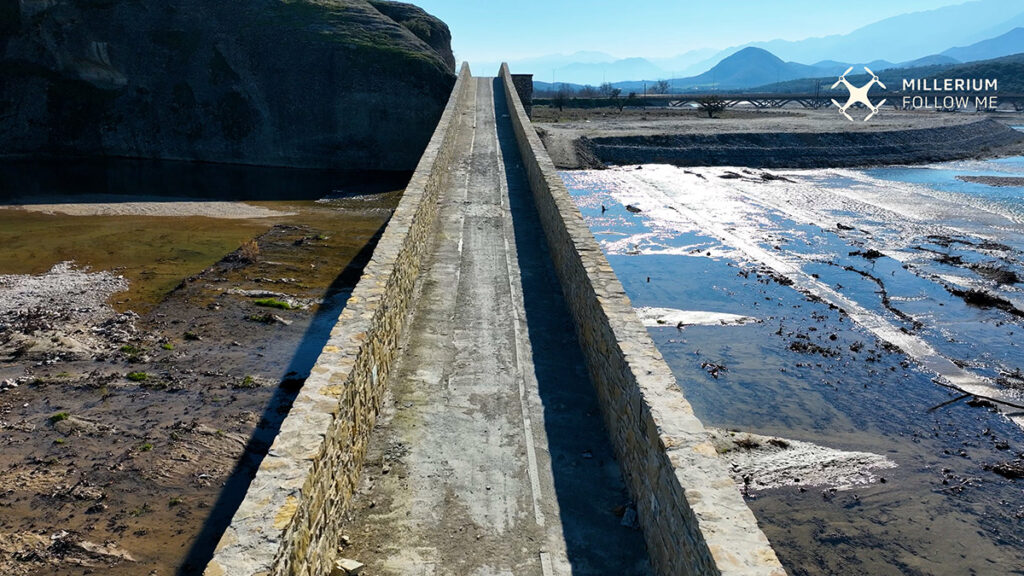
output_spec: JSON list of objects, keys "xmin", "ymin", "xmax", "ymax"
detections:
[
  {"xmin": 553, "ymin": 57, "xmax": 665, "ymax": 86},
  {"xmin": 534, "ymin": 27, "xmax": 1024, "ymax": 94},
  {"xmin": 517, "ymin": 0, "xmax": 1024, "ymax": 87},
  {"xmin": 477, "ymin": 50, "xmax": 699, "ymax": 85},
  {"xmin": 753, "ymin": 52, "xmax": 1024, "ymax": 94},
  {"xmin": 600, "ymin": 48, "xmax": 823, "ymax": 92},
  {"xmin": 942, "ymin": 26, "xmax": 1024, "ymax": 61}
]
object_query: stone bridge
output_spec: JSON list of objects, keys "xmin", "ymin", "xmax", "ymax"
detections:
[{"xmin": 203, "ymin": 64, "xmax": 786, "ymax": 576}]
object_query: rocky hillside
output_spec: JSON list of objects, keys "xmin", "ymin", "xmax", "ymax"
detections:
[{"xmin": 0, "ymin": 0, "xmax": 455, "ymax": 170}]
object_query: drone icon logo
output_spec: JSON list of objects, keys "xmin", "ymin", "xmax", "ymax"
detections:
[{"xmin": 830, "ymin": 66, "xmax": 887, "ymax": 122}]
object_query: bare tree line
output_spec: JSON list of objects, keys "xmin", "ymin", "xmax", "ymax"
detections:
[
  {"xmin": 536, "ymin": 79, "xmax": 672, "ymax": 99},
  {"xmin": 537, "ymin": 79, "xmax": 730, "ymax": 117}
]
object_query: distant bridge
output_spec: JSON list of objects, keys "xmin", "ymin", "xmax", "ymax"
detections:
[
  {"xmin": 533, "ymin": 91, "xmax": 1024, "ymax": 111},
  {"xmin": 665, "ymin": 92, "xmax": 1024, "ymax": 111},
  {"xmin": 668, "ymin": 93, "xmax": 833, "ymax": 109}
]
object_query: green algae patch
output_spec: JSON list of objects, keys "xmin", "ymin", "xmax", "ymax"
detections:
[
  {"xmin": 254, "ymin": 297, "xmax": 294, "ymax": 310},
  {"xmin": 0, "ymin": 210, "xmax": 273, "ymax": 314}
]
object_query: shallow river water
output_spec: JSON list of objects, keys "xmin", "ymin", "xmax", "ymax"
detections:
[
  {"xmin": 0, "ymin": 159, "xmax": 404, "ymax": 313},
  {"xmin": 562, "ymin": 157, "xmax": 1024, "ymax": 576}
]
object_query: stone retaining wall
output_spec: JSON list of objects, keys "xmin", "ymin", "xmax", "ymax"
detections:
[
  {"xmin": 575, "ymin": 120, "xmax": 1024, "ymax": 169},
  {"xmin": 204, "ymin": 62, "xmax": 473, "ymax": 576},
  {"xmin": 499, "ymin": 63, "xmax": 787, "ymax": 576}
]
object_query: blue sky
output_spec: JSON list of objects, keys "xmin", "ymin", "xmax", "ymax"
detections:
[{"xmin": 411, "ymin": 0, "xmax": 969, "ymax": 63}]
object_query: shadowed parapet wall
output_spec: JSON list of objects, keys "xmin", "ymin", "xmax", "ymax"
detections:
[
  {"xmin": 499, "ymin": 63, "xmax": 787, "ymax": 576},
  {"xmin": 204, "ymin": 62, "xmax": 473, "ymax": 576},
  {"xmin": 511, "ymin": 73, "xmax": 534, "ymax": 118}
]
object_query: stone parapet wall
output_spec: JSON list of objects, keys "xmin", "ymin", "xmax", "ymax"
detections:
[
  {"xmin": 204, "ymin": 62, "xmax": 473, "ymax": 576},
  {"xmin": 498, "ymin": 63, "xmax": 787, "ymax": 576}
]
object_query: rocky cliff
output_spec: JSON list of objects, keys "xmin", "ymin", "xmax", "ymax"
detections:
[{"xmin": 0, "ymin": 0, "xmax": 456, "ymax": 170}]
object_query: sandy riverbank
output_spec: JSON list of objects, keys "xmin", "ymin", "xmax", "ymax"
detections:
[
  {"xmin": 535, "ymin": 107, "xmax": 1024, "ymax": 169},
  {"xmin": 1, "ymin": 195, "xmax": 293, "ymax": 218}
]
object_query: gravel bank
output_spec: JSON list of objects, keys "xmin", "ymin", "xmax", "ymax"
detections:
[
  {"xmin": 707, "ymin": 429, "xmax": 896, "ymax": 493},
  {"xmin": 0, "ymin": 262, "xmax": 132, "ymax": 362},
  {"xmin": 536, "ymin": 108, "xmax": 1024, "ymax": 169}
]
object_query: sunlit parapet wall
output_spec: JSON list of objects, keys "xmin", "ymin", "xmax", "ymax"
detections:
[
  {"xmin": 204, "ymin": 63, "xmax": 473, "ymax": 576},
  {"xmin": 499, "ymin": 62, "xmax": 787, "ymax": 576}
]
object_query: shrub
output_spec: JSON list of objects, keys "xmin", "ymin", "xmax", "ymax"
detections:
[
  {"xmin": 247, "ymin": 313, "xmax": 278, "ymax": 324},
  {"xmin": 49, "ymin": 412, "xmax": 70, "ymax": 423},
  {"xmin": 239, "ymin": 239, "xmax": 260, "ymax": 263}
]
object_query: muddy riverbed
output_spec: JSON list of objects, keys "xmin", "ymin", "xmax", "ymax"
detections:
[
  {"xmin": 564, "ymin": 160, "xmax": 1024, "ymax": 576},
  {"xmin": 0, "ymin": 160, "xmax": 402, "ymax": 575}
]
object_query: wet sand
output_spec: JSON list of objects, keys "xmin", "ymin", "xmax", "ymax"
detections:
[
  {"xmin": 957, "ymin": 175, "xmax": 1024, "ymax": 187},
  {"xmin": 0, "ymin": 191, "xmax": 399, "ymax": 575}
]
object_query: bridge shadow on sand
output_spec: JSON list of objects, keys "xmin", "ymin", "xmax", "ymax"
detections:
[{"xmin": 175, "ymin": 220, "xmax": 389, "ymax": 575}]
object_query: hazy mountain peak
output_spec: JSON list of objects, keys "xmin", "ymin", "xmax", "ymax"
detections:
[
  {"xmin": 719, "ymin": 47, "xmax": 786, "ymax": 65},
  {"xmin": 942, "ymin": 26, "xmax": 1024, "ymax": 62}
]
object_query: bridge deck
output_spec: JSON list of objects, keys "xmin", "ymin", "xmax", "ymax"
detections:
[{"xmin": 336, "ymin": 77, "xmax": 652, "ymax": 574}]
